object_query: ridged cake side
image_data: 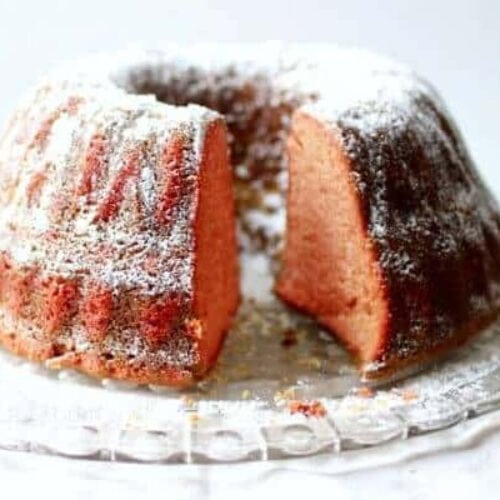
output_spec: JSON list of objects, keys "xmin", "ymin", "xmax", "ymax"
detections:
[{"xmin": 0, "ymin": 77, "xmax": 239, "ymax": 385}]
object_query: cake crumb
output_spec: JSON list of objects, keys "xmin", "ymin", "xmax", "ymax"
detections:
[
  {"xmin": 241, "ymin": 389, "xmax": 252, "ymax": 400},
  {"xmin": 288, "ymin": 400, "xmax": 327, "ymax": 418},
  {"xmin": 392, "ymin": 387, "xmax": 419, "ymax": 402},
  {"xmin": 274, "ymin": 387, "xmax": 296, "ymax": 403},
  {"xmin": 189, "ymin": 413, "xmax": 200, "ymax": 425},
  {"xmin": 298, "ymin": 356, "xmax": 322, "ymax": 370},
  {"xmin": 181, "ymin": 395, "xmax": 197, "ymax": 409},
  {"xmin": 353, "ymin": 386, "xmax": 374, "ymax": 398},
  {"xmin": 281, "ymin": 328, "xmax": 297, "ymax": 347},
  {"xmin": 402, "ymin": 388, "xmax": 419, "ymax": 401}
]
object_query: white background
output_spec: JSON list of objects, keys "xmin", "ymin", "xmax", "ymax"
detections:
[{"xmin": 0, "ymin": 1, "xmax": 499, "ymax": 498}]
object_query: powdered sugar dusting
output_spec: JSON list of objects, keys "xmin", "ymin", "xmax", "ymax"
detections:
[{"xmin": 0, "ymin": 43, "xmax": 497, "ymax": 377}]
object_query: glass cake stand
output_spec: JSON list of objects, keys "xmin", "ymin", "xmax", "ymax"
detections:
[{"xmin": 0, "ymin": 254, "xmax": 499, "ymax": 465}]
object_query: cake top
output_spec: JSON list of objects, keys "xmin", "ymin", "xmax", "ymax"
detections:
[
  {"xmin": 54, "ymin": 43, "xmax": 432, "ymax": 133},
  {"xmin": 0, "ymin": 43, "xmax": 482, "ymax": 301}
]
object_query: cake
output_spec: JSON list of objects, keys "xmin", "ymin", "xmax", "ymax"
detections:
[{"xmin": 0, "ymin": 43, "xmax": 498, "ymax": 384}]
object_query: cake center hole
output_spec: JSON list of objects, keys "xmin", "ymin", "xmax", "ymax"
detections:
[{"xmin": 118, "ymin": 66, "xmax": 299, "ymax": 265}]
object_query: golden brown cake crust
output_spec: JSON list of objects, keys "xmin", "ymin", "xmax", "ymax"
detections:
[{"xmin": 1, "ymin": 44, "xmax": 498, "ymax": 384}]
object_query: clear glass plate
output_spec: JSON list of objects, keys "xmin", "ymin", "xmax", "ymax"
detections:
[{"xmin": 0, "ymin": 253, "xmax": 499, "ymax": 465}]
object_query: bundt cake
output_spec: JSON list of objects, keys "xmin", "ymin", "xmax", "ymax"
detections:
[{"xmin": 0, "ymin": 43, "xmax": 498, "ymax": 384}]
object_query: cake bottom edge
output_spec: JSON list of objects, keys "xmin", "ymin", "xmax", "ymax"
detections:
[{"xmin": 0, "ymin": 323, "xmax": 205, "ymax": 388}]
